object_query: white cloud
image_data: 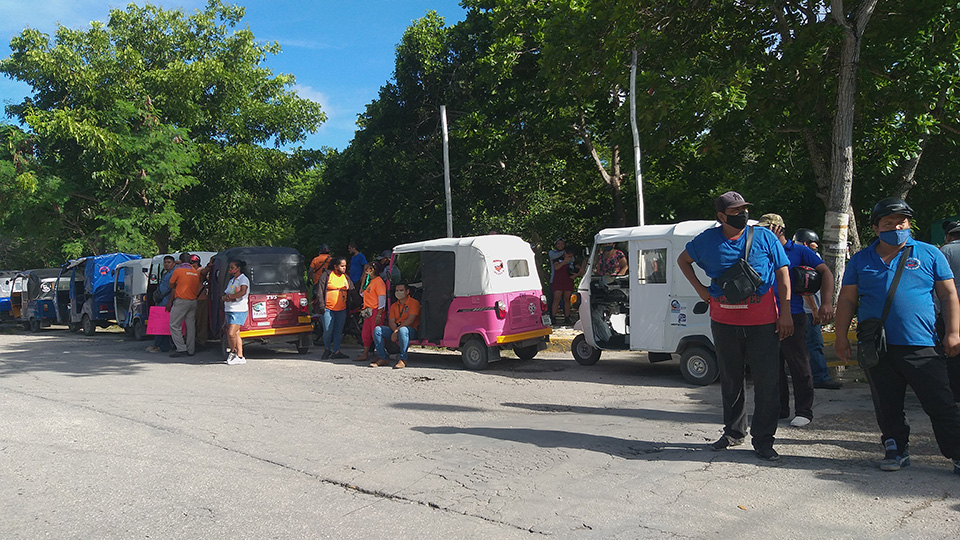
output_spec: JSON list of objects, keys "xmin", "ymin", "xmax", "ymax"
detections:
[{"xmin": 294, "ymin": 84, "xmax": 329, "ymax": 110}]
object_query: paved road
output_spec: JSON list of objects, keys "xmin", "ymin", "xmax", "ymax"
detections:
[{"xmin": 1, "ymin": 327, "xmax": 958, "ymax": 539}]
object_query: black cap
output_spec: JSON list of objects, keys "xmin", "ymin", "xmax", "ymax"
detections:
[
  {"xmin": 870, "ymin": 198, "xmax": 914, "ymax": 225},
  {"xmin": 715, "ymin": 191, "xmax": 752, "ymax": 212},
  {"xmin": 379, "ymin": 249, "xmax": 392, "ymax": 260}
]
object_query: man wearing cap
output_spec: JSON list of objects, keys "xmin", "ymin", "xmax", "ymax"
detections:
[
  {"xmin": 677, "ymin": 191, "xmax": 793, "ymax": 461},
  {"xmin": 940, "ymin": 221, "xmax": 960, "ymax": 400},
  {"xmin": 378, "ymin": 250, "xmax": 401, "ymax": 285},
  {"xmin": 835, "ymin": 198, "xmax": 960, "ymax": 475},
  {"xmin": 794, "ymin": 229, "xmax": 843, "ymax": 390},
  {"xmin": 756, "ymin": 214, "xmax": 835, "ymax": 428}
]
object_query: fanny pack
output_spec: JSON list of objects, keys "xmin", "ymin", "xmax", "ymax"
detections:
[
  {"xmin": 857, "ymin": 245, "xmax": 911, "ymax": 370},
  {"xmin": 715, "ymin": 226, "xmax": 763, "ymax": 304}
]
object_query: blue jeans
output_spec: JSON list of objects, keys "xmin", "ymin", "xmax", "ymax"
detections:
[
  {"xmin": 322, "ymin": 309, "xmax": 346, "ymax": 352},
  {"xmin": 374, "ymin": 325, "xmax": 417, "ymax": 360},
  {"xmin": 806, "ymin": 314, "xmax": 831, "ymax": 383}
]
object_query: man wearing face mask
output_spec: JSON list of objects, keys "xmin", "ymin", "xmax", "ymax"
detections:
[
  {"xmin": 678, "ymin": 191, "xmax": 793, "ymax": 461},
  {"xmin": 835, "ymin": 198, "xmax": 960, "ymax": 475}
]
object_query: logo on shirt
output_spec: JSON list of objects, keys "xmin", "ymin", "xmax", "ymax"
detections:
[{"xmin": 904, "ymin": 257, "xmax": 921, "ymax": 270}]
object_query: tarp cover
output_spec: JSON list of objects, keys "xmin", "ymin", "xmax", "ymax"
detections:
[
  {"xmin": 392, "ymin": 235, "xmax": 542, "ymax": 297},
  {"xmin": 82, "ymin": 253, "xmax": 141, "ymax": 307},
  {"xmin": 418, "ymin": 251, "xmax": 455, "ymax": 342}
]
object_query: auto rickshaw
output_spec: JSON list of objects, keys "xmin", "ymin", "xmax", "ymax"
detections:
[
  {"xmin": 56, "ymin": 253, "xmax": 142, "ymax": 335},
  {"xmin": 17, "ymin": 268, "xmax": 63, "ymax": 332},
  {"xmin": 9, "ymin": 274, "xmax": 26, "ymax": 321},
  {"xmin": 388, "ymin": 235, "xmax": 552, "ymax": 370},
  {"xmin": 0, "ymin": 270, "xmax": 18, "ymax": 321},
  {"xmin": 571, "ymin": 221, "xmax": 720, "ymax": 385},
  {"xmin": 113, "ymin": 252, "xmax": 216, "ymax": 341},
  {"xmin": 208, "ymin": 247, "xmax": 313, "ymax": 359}
]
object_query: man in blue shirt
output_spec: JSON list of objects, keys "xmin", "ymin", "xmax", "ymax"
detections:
[
  {"xmin": 835, "ymin": 198, "xmax": 960, "ymax": 475},
  {"xmin": 348, "ymin": 241, "xmax": 367, "ymax": 284},
  {"xmin": 757, "ymin": 214, "xmax": 835, "ymax": 428},
  {"xmin": 794, "ymin": 229, "xmax": 843, "ymax": 390},
  {"xmin": 678, "ymin": 191, "xmax": 793, "ymax": 461},
  {"xmin": 145, "ymin": 255, "xmax": 176, "ymax": 353}
]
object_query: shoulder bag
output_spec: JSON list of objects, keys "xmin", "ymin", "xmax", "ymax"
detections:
[
  {"xmin": 716, "ymin": 226, "xmax": 764, "ymax": 304},
  {"xmin": 857, "ymin": 245, "xmax": 912, "ymax": 370}
]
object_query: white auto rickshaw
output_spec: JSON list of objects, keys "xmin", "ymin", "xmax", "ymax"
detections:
[
  {"xmin": 571, "ymin": 221, "xmax": 720, "ymax": 385},
  {"xmin": 389, "ymin": 235, "xmax": 552, "ymax": 369}
]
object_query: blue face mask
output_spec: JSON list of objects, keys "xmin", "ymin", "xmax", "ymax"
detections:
[{"xmin": 879, "ymin": 228, "xmax": 911, "ymax": 246}]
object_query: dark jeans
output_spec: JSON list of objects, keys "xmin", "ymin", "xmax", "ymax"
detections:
[
  {"xmin": 711, "ymin": 321, "xmax": 781, "ymax": 450},
  {"xmin": 864, "ymin": 345, "xmax": 960, "ymax": 459},
  {"xmin": 806, "ymin": 314, "xmax": 831, "ymax": 383},
  {"xmin": 779, "ymin": 313, "xmax": 815, "ymax": 419},
  {"xmin": 153, "ymin": 335, "xmax": 171, "ymax": 352}
]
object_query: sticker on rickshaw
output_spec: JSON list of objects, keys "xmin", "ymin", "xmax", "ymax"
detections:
[
  {"xmin": 492, "ymin": 260, "xmax": 504, "ymax": 275},
  {"xmin": 252, "ymin": 302, "xmax": 267, "ymax": 319}
]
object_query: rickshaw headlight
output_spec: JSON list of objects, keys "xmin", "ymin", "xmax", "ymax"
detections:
[
  {"xmin": 539, "ymin": 294, "xmax": 548, "ymax": 313},
  {"xmin": 495, "ymin": 300, "xmax": 507, "ymax": 319},
  {"xmin": 299, "ymin": 296, "xmax": 309, "ymax": 312},
  {"xmin": 570, "ymin": 293, "xmax": 581, "ymax": 310}
]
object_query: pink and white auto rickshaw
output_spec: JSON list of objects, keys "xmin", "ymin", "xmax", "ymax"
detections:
[{"xmin": 388, "ymin": 235, "xmax": 552, "ymax": 369}]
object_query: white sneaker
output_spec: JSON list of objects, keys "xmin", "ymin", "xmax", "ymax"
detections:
[
  {"xmin": 226, "ymin": 356, "xmax": 246, "ymax": 365},
  {"xmin": 235, "ymin": 356, "xmax": 246, "ymax": 365},
  {"xmin": 790, "ymin": 416, "xmax": 811, "ymax": 427}
]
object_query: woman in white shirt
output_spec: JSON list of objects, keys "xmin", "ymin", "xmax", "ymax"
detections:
[{"xmin": 223, "ymin": 260, "xmax": 250, "ymax": 365}]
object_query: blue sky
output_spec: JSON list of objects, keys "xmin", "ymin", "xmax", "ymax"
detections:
[{"xmin": 0, "ymin": 0, "xmax": 467, "ymax": 151}]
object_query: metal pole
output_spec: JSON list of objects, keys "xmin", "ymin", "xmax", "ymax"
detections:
[
  {"xmin": 441, "ymin": 105, "xmax": 453, "ymax": 237},
  {"xmin": 629, "ymin": 48, "xmax": 645, "ymax": 226}
]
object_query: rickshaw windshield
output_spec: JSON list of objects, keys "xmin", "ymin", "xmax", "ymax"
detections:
[{"xmin": 247, "ymin": 262, "xmax": 306, "ymax": 293}]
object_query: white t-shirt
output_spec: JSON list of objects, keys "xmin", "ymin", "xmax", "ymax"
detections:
[{"xmin": 224, "ymin": 273, "xmax": 250, "ymax": 313}]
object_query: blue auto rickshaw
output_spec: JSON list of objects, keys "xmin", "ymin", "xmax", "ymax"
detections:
[
  {"xmin": 56, "ymin": 253, "xmax": 141, "ymax": 335},
  {"xmin": 18, "ymin": 268, "xmax": 63, "ymax": 332},
  {"xmin": 0, "ymin": 270, "xmax": 18, "ymax": 321}
]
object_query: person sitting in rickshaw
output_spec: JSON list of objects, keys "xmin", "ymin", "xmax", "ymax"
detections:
[
  {"xmin": 370, "ymin": 283, "xmax": 420, "ymax": 369},
  {"xmin": 595, "ymin": 244, "xmax": 628, "ymax": 276}
]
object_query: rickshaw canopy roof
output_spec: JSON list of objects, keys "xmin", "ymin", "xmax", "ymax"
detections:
[
  {"xmin": 214, "ymin": 246, "xmax": 306, "ymax": 294},
  {"xmin": 594, "ymin": 220, "xmax": 720, "ymax": 245},
  {"xmin": 392, "ymin": 235, "xmax": 543, "ymax": 296},
  {"xmin": 19, "ymin": 268, "xmax": 61, "ymax": 300}
]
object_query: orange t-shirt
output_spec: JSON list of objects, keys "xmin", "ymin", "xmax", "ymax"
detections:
[
  {"xmin": 169, "ymin": 266, "xmax": 201, "ymax": 301},
  {"xmin": 362, "ymin": 276, "xmax": 386, "ymax": 310},
  {"xmin": 311, "ymin": 254, "xmax": 330, "ymax": 283},
  {"xmin": 325, "ymin": 272, "xmax": 348, "ymax": 311},
  {"xmin": 390, "ymin": 297, "xmax": 421, "ymax": 330}
]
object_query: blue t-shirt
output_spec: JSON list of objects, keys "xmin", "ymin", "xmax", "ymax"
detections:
[
  {"xmin": 783, "ymin": 240, "xmax": 825, "ymax": 314},
  {"xmin": 349, "ymin": 252, "xmax": 367, "ymax": 283},
  {"xmin": 157, "ymin": 269, "xmax": 174, "ymax": 307},
  {"xmin": 842, "ymin": 238, "xmax": 954, "ymax": 346},
  {"xmin": 685, "ymin": 226, "xmax": 789, "ymax": 298}
]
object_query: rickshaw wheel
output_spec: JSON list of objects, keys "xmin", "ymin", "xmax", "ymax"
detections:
[
  {"xmin": 461, "ymin": 338, "xmax": 490, "ymax": 370},
  {"xmin": 133, "ymin": 320, "xmax": 147, "ymax": 341},
  {"xmin": 680, "ymin": 346, "xmax": 719, "ymax": 386},
  {"xmin": 81, "ymin": 314, "xmax": 95, "ymax": 336},
  {"xmin": 572, "ymin": 334, "xmax": 601, "ymax": 366},
  {"xmin": 29, "ymin": 318, "xmax": 41, "ymax": 333},
  {"xmin": 513, "ymin": 345, "xmax": 539, "ymax": 361}
]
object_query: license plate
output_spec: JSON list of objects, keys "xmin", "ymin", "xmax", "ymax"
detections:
[{"xmin": 541, "ymin": 314, "xmax": 551, "ymax": 326}]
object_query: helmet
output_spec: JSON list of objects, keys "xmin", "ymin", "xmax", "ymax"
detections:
[
  {"xmin": 791, "ymin": 265, "xmax": 822, "ymax": 296},
  {"xmin": 793, "ymin": 228, "xmax": 820, "ymax": 245},
  {"xmin": 870, "ymin": 198, "xmax": 914, "ymax": 225},
  {"xmin": 318, "ymin": 244, "xmax": 330, "ymax": 254}
]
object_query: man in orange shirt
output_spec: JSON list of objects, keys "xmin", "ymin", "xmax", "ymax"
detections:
[
  {"xmin": 370, "ymin": 283, "xmax": 420, "ymax": 369},
  {"xmin": 167, "ymin": 252, "xmax": 201, "ymax": 357}
]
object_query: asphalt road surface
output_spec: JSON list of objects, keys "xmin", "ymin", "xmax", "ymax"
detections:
[{"xmin": 1, "ymin": 326, "xmax": 958, "ymax": 539}]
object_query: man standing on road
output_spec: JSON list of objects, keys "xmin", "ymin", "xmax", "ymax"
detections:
[
  {"xmin": 793, "ymin": 229, "xmax": 843, "ymax": 390},
  {"xmin": 167, "ymin": 252, "xmax": 201, "ymax": 358},
  {"xmin": 677, "ymin": 191, "xmax": 793, "ymax": 461},
  {"xmin": 835, "ymin": 198, "xmax": 960, "ymax": 475},
  {"xmin": 348, "ymin": 242, "xmax": 367, "ymax": 284},
  {"xmin": 146, "ymin": 255, "xmax": 177, "ymax": 354},
  {"xmin": 756, "ymin": 214, "xmax": 835, "ymax": 428},
  {"xmin": 940, "ymin": 221, "xmax": 960, "ymax": 401}
]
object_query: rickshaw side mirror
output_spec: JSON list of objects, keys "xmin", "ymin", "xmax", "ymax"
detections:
[{"xmin": 693, "ymin": 301, "xmax": 708, "ymax": 315}]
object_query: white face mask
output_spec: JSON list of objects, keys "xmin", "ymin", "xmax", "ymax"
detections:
[{"xmin": 395, "ymin": 291, "xmax": 407, "ymax": 300}]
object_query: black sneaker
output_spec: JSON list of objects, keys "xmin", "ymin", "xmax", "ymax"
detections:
[
  {"xmin": 169, "ymin": 351, "xmax": 189, "ymax": 358},
  {"xmin": 331, "ymin": 351, "xmax": 349, "ymax": 360},
  {"xmin": 321, "ymin": 350, "xmax": 332, "ymax": 360},
  {"xmin": 879, "ymin": 438, "xmax": 910, "ymax": 471},
  {"xmin": 813, "ymin": 380, "xmax": 843, "ymax": 390},
  {"xmin": 755, "ymin": 447, "xmax": 781, "ymax": 461},
  {"xmin": 710, "ymin": 436, "xmax": 744, "ymax": 451}
]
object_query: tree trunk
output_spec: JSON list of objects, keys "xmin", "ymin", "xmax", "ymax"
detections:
[
  {"xmin": 578, "ymin": 114, "xmax": 627, "ymax": 227},
  {"xmin": 822, "ymin": 0, "xmax": 877, "ymax": 301}
]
